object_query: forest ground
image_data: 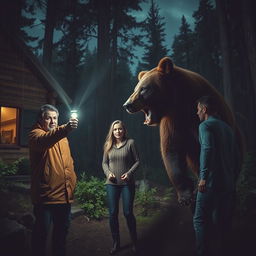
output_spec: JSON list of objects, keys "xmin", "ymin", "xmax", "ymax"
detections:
[
  {"xmin": 1, "ymin": 182, "xmax": 256, "ymax": 256},
  {"xmin": 66, "ymin": 200, "xmax": 196, "ymax": 256},
  {"xmin": 66, "ymin": 198, "xmax": 256, "ymax": 256}
]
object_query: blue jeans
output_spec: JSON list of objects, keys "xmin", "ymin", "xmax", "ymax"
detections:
[
  {"xmin": 106, "ymin": 184, "xmax": 137, "ymax": 242},
  {"xmin": 31, "ymin": 204, "xmax": 71, "ymax": 256},
  {"xmin": 193, "ymin": 190, "xmax": 235, "ymax": 256}
]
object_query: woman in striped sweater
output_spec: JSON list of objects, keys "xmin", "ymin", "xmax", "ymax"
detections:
[{"xmin": 102, "ymin": 120, "xmax": 140, "ymax": 255}]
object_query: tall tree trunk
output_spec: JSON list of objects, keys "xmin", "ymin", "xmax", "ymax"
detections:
[
  {"xmin": 96, "ymin": 0, "xmax": 110, "ymax": 66},
  {"xmin": 42, "ymin": 0, "xmax": 57, "ymax": 71},
  {"xmin": 215, "ymin": 0, "xmax": 234, "ymax": 110},
  {"xmin": 110, "ymin": 1, "xmax": 120, "ymax": 119},
  {"xmin": 240, "ymin": 0, "xmax": 256, "ymax": 150},
  {"xmin": 94, "ymin": 0, "xmax": 111, "ymax": 168},
  {"xmin": 64, "ymin": 0, "xmax": 80, "ymax": 99},
  {"xmin": 242, "ymin": 0, "xmax": 256, "ymax": 102},
  {"xmin": 0, "ymin": 0, "xmax": 23, "ymax": 34}
]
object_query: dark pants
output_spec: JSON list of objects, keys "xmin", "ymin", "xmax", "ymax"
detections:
[
  {"xmin": 106, "ymin": 184, "xmax": 137, "ymax": 243},
  {"xmin": 193, "ymin": 190, "xmax": 235, "ymax": 256},
  {"xmin": 31, "ymin": 204, "xmax": 71, "ymax": 256}
]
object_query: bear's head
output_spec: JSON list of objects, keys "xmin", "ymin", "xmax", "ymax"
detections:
[{"xmin": 123, "ymin": 57, "xmax": 176, "ymax": 126}]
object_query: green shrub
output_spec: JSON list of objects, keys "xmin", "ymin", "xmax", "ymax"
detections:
[
  {"xmin": 75, "ymin": 173, "xmax": 107, "ymax": 219},
  {"xmin": 138, "ymin": 166, "xmax": 170, "ymax": 186},
  {"xmin": 0, "ymin": 157, "xmax": 30, "ymax": 177},
  {"xmin": 16, "ymin": 158, "xmax": 31, "ymax": 175},
  {"xmin": 162, "ymin": 187, "xmax": 175, "ymax": 201},
  {"xmin": 0, "ymin": 159, "xmax": 19, "ymax": 191},
  {"xmin": 135, "ymin": 187, "xmax": 158, "ymax": 216},
  {"xmin": 0, "ymin": 160, "xmax": 19, "ymax": 177}
]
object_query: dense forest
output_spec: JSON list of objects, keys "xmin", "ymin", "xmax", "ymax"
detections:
[{"xmin": 1, "ymin": 0, "xmax": 256, "ymax": 184}]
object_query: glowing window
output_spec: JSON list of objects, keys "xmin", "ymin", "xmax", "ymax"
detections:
[{"xmin": 0, "ymin": 107, "xmax": 19, "ymax": 145}]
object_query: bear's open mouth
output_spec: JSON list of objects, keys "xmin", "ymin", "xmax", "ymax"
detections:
[{"xmin": 142, "ymin": 108, "xmax": 153, "ymax": 125}]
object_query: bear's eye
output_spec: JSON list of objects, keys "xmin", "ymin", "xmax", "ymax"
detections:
[
  {"xmin": 140, "ymin": 84, "xmax": 154, "ymax": 97},
  {"xmin": 140, "ymin": 87, "xmax": 147, "ymax": 93}
]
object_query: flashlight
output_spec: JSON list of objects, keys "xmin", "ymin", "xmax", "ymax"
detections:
[{"xmin": 70, "ymin": 110, "xmax": 78, "ymax": 119}]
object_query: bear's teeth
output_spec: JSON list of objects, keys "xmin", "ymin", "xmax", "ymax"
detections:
[{"xmin": 144, "ymin": 110, "xmax": 152, "ymax": 124}]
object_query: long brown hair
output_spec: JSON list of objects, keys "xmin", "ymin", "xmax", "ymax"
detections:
[{"xmin": 103, "ymin": 120, "xmax": 127, "ymax": 154}]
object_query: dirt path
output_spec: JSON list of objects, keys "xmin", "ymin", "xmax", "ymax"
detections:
[
  {"xmin": 66, "ymin": 202, "xmax": 196, "ymax": 256},
  {"xmin": 66, "ymin": 201, "xmax": 256, "ymax": 256}
]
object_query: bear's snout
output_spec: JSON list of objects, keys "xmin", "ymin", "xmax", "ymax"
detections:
[
  {"xmin": 123, "ymin": 100, "xmax": 136, "ymax": 113},
  {"xmin": 123, "ymin": 97, "xmax": 144, "ymax": 114}
]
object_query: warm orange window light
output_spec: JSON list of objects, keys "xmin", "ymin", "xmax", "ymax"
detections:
[{"xmin": 0, "ymin": 107, "xmax": 18, "ymax": 144}]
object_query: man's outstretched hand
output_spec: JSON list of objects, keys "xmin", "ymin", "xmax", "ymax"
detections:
[{"xmin": 66, "ymin": 118, "xmax": 78, "ymax": 131}]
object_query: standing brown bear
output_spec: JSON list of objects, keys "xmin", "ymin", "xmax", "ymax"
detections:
[{"xmin": 123, "ymin": 57, "xmax": 243, "ymax": 205}]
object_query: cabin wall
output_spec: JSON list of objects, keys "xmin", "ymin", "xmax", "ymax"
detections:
[
  {"xmin": 0, "ymin": 34, "xmax": 49, "ymax": 110},
  {"xmin": 0, "ymin": 33, "xmax": 56, "ymax": 163}
]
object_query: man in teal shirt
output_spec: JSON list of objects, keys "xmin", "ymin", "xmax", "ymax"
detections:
[{"xmin": 193, "ymin": 96, "xmax": 240, "ymax": 256}]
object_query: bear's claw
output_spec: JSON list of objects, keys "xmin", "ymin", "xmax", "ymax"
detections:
[{"xmin": 177, "ymin": 190, "xmax": 194, "ymax": 206}]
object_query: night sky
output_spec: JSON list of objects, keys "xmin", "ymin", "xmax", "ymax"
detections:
[
  {"xmin": 134, "ymin": 0, "xmax": 199, "ymax": 49},
  {"xmin": 129, "ymin": 0, "xmax": 199, "ymax": 69},
  {"xmin": 26, "ymin": 0, "xmax": 200, "ymax": 72}
]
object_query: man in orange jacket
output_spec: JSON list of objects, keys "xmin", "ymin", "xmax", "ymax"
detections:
[{"xmin": 29, "ymin": 104, "xmax": 78, "ymax": 256}]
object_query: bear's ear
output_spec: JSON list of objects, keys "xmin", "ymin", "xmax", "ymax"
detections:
[
  {"xmin": 138, "ymin": 71, "xmax": 147, "ymax": 81},
  {"xmin": 157, "ymin": 57, "xmax": 174, "ymax": 74}
]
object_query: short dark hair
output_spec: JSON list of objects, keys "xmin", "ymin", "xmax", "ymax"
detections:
[
  {"xmin": 197, "ymin": 95, "xmax": 218, "ymax": 114},
  {"xmin": 37, "ymin": 104, "xmax": 59, "ymax": 120}
]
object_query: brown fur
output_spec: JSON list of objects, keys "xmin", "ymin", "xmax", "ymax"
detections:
[{"xmin": 124, "ymin": 57, "xmax": 243, "ymax": 204}]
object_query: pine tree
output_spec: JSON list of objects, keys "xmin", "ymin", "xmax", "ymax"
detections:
[
  {"xmin": 192, "ymin": 0, "xmax": 221, "ymax": 88},
  {"xmin": 0, "ymin": 0, "xmax": 38, "ymax": 44},
  {"xmin": 141, "ymin": 0, "xmax": 168, "ymax": 70},
  {"xmin": 20, "ymin": 1, "xmax": 39, "ymax": 44},
  {"xmin": 53, "ymin": 0, "xmax": 89, "ymax": 98},
  {"xmin": 171, "ymin": 15, "xmax": 194, "ymax": 69},
  {"xmin": 110, "ymin": 0, "xmax": 145, "ymax": 78}
]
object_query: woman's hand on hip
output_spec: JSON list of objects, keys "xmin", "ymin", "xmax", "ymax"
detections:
[
  {"xmin": 121, "ymin": 173, "xmax": 129, "ymax": 181},
  {"xmin": 108, "ymin": 173, "xmax": 117, "ymax": 183}
]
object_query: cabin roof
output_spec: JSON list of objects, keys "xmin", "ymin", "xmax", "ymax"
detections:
[{"xmin": 1, "ymin": 28, "xmax": 72, "ymax": 105}]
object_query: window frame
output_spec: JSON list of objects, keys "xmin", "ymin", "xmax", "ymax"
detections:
[{"xmin": 0, "ymin": 105, "xmax": 21, "ymax": 149}]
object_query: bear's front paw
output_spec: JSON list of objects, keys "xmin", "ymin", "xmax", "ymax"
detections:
[{"xmin": 177, "ymin": 190, "xmax": 194, "ymax": 206}]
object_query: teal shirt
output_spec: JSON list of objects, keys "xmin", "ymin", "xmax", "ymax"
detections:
[{"xmin": 199, "ymin": 116, "xmax": 239, "ymax": 191}]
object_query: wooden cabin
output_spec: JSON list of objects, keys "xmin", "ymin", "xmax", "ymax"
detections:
[{"xmin": 0, "ymin": 30, "xmax": 71, "ymax": 162}]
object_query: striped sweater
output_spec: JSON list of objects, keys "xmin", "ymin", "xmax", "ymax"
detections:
[{"xmin": 102, "ymin": 139, "xmax": 139, "ymax": 185}]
